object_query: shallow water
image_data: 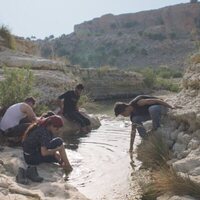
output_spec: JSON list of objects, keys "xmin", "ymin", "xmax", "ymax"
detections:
[{"xmin": 65, "ymin": 117, "xmax": 142, "ymax": 200}]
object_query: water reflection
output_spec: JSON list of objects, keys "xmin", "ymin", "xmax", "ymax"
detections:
[{"xmin": 64, "ymin": 118, "xmax": 141, "ymax": 200}]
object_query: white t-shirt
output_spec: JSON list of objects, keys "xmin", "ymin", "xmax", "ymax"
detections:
[{"xmin": 0, "ymin": 103, "xmax": 26, "ymax": 131}]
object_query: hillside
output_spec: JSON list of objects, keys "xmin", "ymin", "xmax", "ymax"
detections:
[{"xmin": 38, "ymin": 2, "xmax": 200, "ymax": 69}]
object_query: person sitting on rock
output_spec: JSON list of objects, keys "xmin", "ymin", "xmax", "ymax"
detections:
[
  {"xmin": 22, "ymin": 115, "xmax": 72, "ymax": 183},
  {"xmin": 114, "ymin": 95, "xmax": 175, "ymax": 152},
  {"xmin": 0, "ymin": 97, "xmax": 37, "ymax": 145},
  {"xmin": 58, "ymin": 84, "xmax": 91, "ymax": 134}
]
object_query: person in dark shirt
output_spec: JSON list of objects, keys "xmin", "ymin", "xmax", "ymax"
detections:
[
  {"xmin": 22, "ymin": 115, "xmax": 72, "ymax": 182},
  {"xmin": 58, "ymin": 84, "xmax": 91, "ymax": 134},
  {"xmin": 114, "ymin": 95, "xmax": 175, "ymax": 152}
]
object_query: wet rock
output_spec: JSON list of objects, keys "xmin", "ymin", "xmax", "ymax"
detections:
[{"xmin": 60, "ymin": 112, "xmax": 101, "ymax": 137}]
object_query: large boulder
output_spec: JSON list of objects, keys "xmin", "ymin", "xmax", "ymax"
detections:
[{"xmin": 59, "ymin": 112, "xmax": 101, "ymax": 138}]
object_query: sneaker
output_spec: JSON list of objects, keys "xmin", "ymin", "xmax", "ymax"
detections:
[
  {"xmin": 26, "ymin": 166, "xmax": 43, "ymax": 182},
  {"xmin": 16, "ymin": 167, "xmax": 29, "ymax": 185}
]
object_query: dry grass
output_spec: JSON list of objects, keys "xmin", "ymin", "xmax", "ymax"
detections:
[
  {"xmin": 142, "ymin": 167, "xmax": 200, "ymax": 199},
  {"xmin": 137, "ymin": 133, "xmax": 170, "ymax": 168},
  {"xmin": 191, "ymin": 53, "xmax": 200, "ymax": 64}
]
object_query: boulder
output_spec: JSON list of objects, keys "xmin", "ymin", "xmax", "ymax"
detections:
[{"xmin": 60, "ymin": 112, "xmax": 101, "ymax": 137}]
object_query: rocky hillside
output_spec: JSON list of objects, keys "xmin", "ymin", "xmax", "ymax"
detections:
[
  {"xmin": 0, "ymin": 49, "xmax": 145, "ymax": 102},
  {"xmin": 38, "ymin": 2, "xmax": 200, "ymax": 69}
]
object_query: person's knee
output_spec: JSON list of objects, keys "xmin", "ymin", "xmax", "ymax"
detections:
[{"xmin": 48, "ymin": 137, "xmax": 63, "ymax": 149}]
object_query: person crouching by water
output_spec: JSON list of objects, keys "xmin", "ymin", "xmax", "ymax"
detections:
[
  {"xmin": 114, "ymin": 95, "xmax": 175, "ymax": 152},
  {"xmin": 22, "ymin": 115, "xmax": 72, "ymax": 182},
  {"xmin": 0, "ymin": 97, "xmax": 37, "ymax": 145},
  {"xmin": 58, "ymin": 84, "xmax": 91, "ymax": 134}
]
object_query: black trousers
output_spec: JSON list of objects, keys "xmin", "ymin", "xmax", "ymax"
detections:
[
  {"xmin": 64, "ymin": 111, "xmax": 91, "ymax": 127},
  {"xmin": 23, "ymin": 137, "xmax": 63, "ymax": 165}
]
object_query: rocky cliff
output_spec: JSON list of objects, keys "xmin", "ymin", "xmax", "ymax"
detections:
[
  {"xmin": 0, "ymin": 49, "xmax": 145, "ymax": 102},
  {"xmin": 155, "ymin": 52, "xmax": 200, "ymax": 199},
  {"xmin": 39, "ymin": 3, "xmax": 200, "ymax": 69}
]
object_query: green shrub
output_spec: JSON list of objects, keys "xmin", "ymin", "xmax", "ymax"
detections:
[
  {"xmin": 0, "ymin": 67, "xmax": 34, "ymax": 108},
  {"xmin": 155, "ymin": 78, "xmax": 180, "ymax": 92},
  {"xmin": 140, "ymin": 68, "xmax": 156, "ymax": 88},
  {"xmin": 0, "ymin": 25, "xmax": 16, "ymax": 49},
  {"xmin": 78, "ymin": 94, "xmax": 92, "ymax": 107}
]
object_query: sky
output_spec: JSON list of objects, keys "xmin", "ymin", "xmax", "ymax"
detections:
[{"xmin": 0, "ymin": 0, "xmax": 189, "ymax": 39}]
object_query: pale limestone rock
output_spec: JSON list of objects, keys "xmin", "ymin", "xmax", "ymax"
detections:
[
  {"xmin": 170, "ymin": 129, "xmax": 179, "ymax": 141},
  {"xmin": 188, "ymin": 138, "xmax": 200, "ymax": 150},
  {"xmin": 172, "ymin": 143, "xmax": 187, "ymax": 154},
  {"xmin": 0, "ymin": 147, "xmax": 89, "ymax": 200},
  {"xmin": 172, "ymin": 149, "xmax": 200, "ymax": 173},
  {"xmin": 177, "ymin": 132, "xmax": 191, "ymax": 145}
]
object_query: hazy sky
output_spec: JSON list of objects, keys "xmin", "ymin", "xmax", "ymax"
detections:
[{"xmin": 0, "ymin": 0, "xmax": 189, "ymax": 39}]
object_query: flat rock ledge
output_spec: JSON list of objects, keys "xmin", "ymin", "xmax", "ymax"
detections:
[{"xmin": 0, "ymin": 147, "xmax": 90, "ymax": 200}]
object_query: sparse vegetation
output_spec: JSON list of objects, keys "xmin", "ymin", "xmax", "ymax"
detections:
[
  {"xmin": 0, "ymin": 25, "xmax": 16, "ymax": 49},
  {"xmin": 137, "ymin": 132, "xmax": 200, "ymax": 200},
  {"xmin": 142, "ymin": 167, "xmax": 200, "ymax": 200},
  {"xmin": 136, "ymin": 66, "xmax": 183, "ymax": 92},
  {"xmin": 146, "ymin": 32, "xmax": 166, "ymax": 41},
  {"xmin": 137, "ymin": 133, "xmax": 170, "ymax": 168},
  {"xmin": 0, "ymin": 67, "xmax": 34, "ymax": 108}
]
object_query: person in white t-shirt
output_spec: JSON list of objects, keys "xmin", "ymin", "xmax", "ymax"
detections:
[{"xmin": 0, "ymin": 97, "xmax": 37, "ymax": 142}]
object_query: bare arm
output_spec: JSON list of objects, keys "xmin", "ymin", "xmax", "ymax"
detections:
[
  {"xmin": 57, "ymin": 99, "xmax": 64, "ymax": 113},
  {"xmin": 21, "ymin": 103, "xmax": 37, "ymax": 122},
  {"xmin": 129, "ymin": 124, "xmax": 136, "ymax": 152},
  {"xmin": 41, "ymin": 146, "xmax": 61, "ymax": 156},
  {"xmin": 137, "ymin": 98, "xmax": 174, "ymax": 109}
]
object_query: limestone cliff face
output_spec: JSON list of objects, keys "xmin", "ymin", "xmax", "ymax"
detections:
[
  {"xmin": 0, "ymin": 50, "xmax": 145, "ymax": 102},
  {"xmin": 39, "ymin": 3, "xmax": 200, "ymax": 69},
  {"xmin": 79, "ymin": 68, "xmax": 145, "ymax": 100}
]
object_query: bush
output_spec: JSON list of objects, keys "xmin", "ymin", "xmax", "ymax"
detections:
[
  {"xmin": 155, "ymin": 78, "xmax": 180, "ymax": 92},
  {"xmin": 0, "ymin": 67, "xmax": 34, "ymax": 108},
  {"xmin": 0, "ymin": 25, "xmax": 16, "ymax": 49},
  {"xmin": 142, "ymin": 167, "xmax": 200, "ymax": 199},
  {"xmin": 137, "ymin": 133, "xmax": 170, "ymax": 168},
  {"xmin": 140, "ymin": 68, "xmax": 156, "ymax": 88}
]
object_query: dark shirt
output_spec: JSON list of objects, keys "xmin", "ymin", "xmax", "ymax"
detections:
[
  {"xmin": 58, "ymin": 90, "xmax": 80, "ymax": 114},
  {"xmin": 130, "ymin": 95, "xmax": 159, "ymax": 120},
  {"xmin": 23, "ymin": 126, "xmax": 54, "ymax": 155}
]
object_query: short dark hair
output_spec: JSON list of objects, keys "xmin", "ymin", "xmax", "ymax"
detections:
[
  {"xmin": 114, "ymin": 102, "xmax": 128, "ymax": 117},
  {"xmin": 24, "ymin": 97, "xmax": 36, "ymax": 105},
  {"xmin": 75, "ymin": 84, "xmax": 84, "ymax": 90}
]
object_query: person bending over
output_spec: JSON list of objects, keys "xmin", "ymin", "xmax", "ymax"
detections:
[
  {"xmin": 114, "ymin": 95, "xmax": 175, "ymax": 152},
  {"xmin": 22, "ymin": 115, "xmax": 72, "ymax": 183},
  {"xmin": 58, "ymin": 84, "xmax": 91, "ymax": 134},
  {"xmin": 0, "ymin": 97, "xmax": 37, "ymax": 143}
]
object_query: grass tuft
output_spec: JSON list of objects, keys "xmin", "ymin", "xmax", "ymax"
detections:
[{"xmin": 0, "ymin": 25, "xmax": 16, "ymax": 49}]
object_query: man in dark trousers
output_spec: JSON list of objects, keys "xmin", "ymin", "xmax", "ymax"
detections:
[
  {"xmin": 114, "ymin": 95, "xmax": 175, "ymax": 152},
  {"xmin": 58, "ymin": 84, "xmax": 91, "ymax": 134}
]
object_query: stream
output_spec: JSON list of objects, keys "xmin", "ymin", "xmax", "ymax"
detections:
[{"xmin": 65, "ymin": 116, "xmax": 142, "ymax": 200}]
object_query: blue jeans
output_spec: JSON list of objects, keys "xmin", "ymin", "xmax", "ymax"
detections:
[{"xmin": 131, "ymin": 105, "xmax": 166, "ymax": 137}]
